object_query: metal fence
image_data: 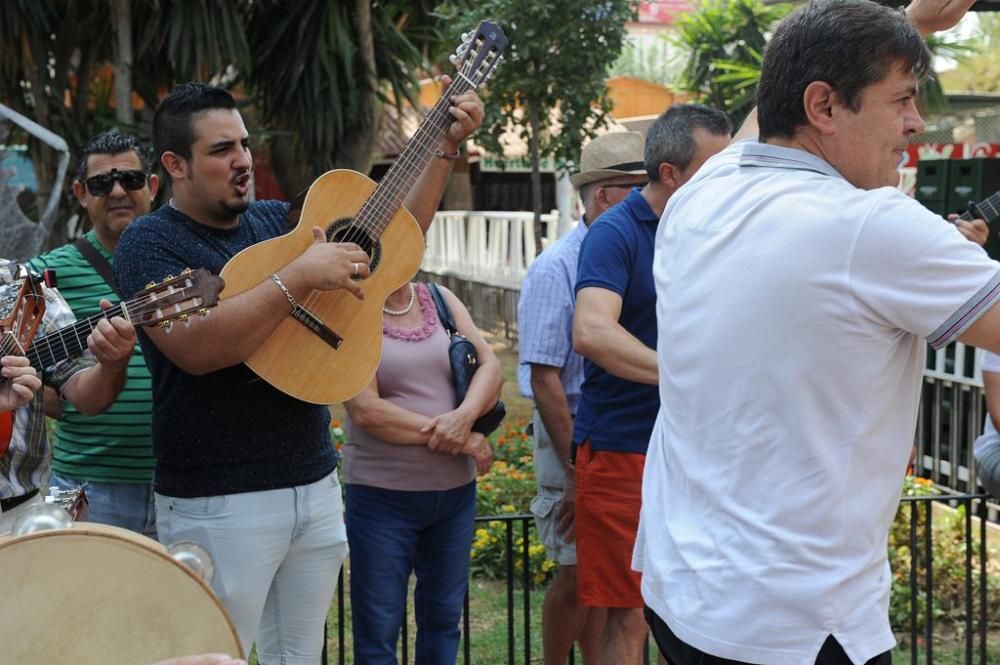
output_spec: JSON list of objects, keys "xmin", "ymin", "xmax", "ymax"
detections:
[
  {"xmin": 917, "ymin": 341, "xmax": 1000, "ymax": 524},
  {"xmin": 321, "ymin": 497, "xmax": 995, "ymax": 665},
  {"xmin": 895, "ymin": 494, "xmax": 993, "ymax": 665}
]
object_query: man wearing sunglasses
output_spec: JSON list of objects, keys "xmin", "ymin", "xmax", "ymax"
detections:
[{"xmin": 28, "ymin": 129, "xmax": 159, "ymax": 537}]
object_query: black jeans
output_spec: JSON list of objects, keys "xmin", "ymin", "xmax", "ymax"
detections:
[{"xmin": 645, "ymin": 607, "xmax": 892, "ymax": 665}]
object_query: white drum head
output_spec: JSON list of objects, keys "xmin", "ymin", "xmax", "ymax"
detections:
[{"xmin": 0, "ymin": 523, "xmax": 243, "ymax": 665}]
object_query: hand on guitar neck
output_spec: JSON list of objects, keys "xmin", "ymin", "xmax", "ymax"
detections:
[
  {"xmin": 56, "ymin": 298, "xmax": 138, "ymax": 416},
  {"xmin": 947, "ymin": 190, "xmax": 1000, "ymax": 247},
  {"xmin": 0, "ymin": 356, "xmax": 40, "ymax": 412},
  {"xmin": 949, "ymin": 214, "xmax": 988, "ymax": 246}
]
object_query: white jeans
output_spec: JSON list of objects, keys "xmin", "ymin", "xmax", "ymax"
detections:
[{"xmin": 155, "ymin": 471, "xmax": 348, "ymax": 665}]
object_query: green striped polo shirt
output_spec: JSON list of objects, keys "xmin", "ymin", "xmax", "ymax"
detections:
[{"xmin": 28, "ymin": 231, "xmax": 154, "ymax": 483}]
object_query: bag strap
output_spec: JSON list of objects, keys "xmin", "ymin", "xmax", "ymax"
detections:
[
  {"xmin": 426, "ymin": 283, "xmax": 458, "ymax": 336},
  {"xmin": 74, "ymin": 236, "xmax": 120, "ymax": 297}
]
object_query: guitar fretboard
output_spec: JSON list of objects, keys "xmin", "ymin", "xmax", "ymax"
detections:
[
  {"xmin": 959, "ymin": 191, "xmax": 1000, "ymax": 224},
  {"xmin": 355, "ymin": 74, "xmax": 477, "ymax": 237},
  {"xmin": 27, "ymin": 302, "xmax": 128, "ymax": 371}
]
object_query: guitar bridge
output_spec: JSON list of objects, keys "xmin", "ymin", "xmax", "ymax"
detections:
[{"xmin": 291, "ymin": 305, "xmax": 343, "ymax": 349}]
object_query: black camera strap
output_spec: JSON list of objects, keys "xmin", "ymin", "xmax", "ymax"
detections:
[{"xmin": 74, "ymin": 236, "xmax": 120, "ymax": 298}]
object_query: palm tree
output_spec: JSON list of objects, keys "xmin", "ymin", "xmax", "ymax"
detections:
[{"xmin": 0, "ymin": 0, "xmax": 439, "ymax": 247}]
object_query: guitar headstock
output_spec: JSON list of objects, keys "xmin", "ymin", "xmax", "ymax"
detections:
[
  {"xmin": 449, "ymin": 20, "xmax": 508, "ymax": 88},
  {"xmin": 135, "ymin": 268, "xmax": 225, "ymax": 333},
  {"xmin": 0, "ymin": 269, "xmax": 46, "ymax": 356}
]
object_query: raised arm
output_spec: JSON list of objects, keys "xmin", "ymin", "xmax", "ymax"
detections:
[
  {"xmin": 402, "ymin": 78, "xmax": 484, "ymax": 234},
  {"xmin": 905, "ymin": 0, "xmax": 978, "ymax": 35}
]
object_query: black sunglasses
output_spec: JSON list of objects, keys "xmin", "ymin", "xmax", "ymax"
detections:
[
  {"xmin": 602, "ymin": 182, "xmax": 647, "ymax": 189},
  {"xmin": 83, "ymin": 168, "xmax": 148, "ymax": 197}
]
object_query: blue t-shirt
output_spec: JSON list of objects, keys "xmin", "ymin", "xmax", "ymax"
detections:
[
  {"xmin": 573, "ymin": 188, "xmax": 660, "ymax": 454},
  {"xmin": 114, "ymin": 201, "xmax": 336, "ymax": 497}
]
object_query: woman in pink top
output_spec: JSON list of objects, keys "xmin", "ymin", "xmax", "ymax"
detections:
[{"xmin": 343, "ymin": 281, "xmax": 501, "ymax": 665}]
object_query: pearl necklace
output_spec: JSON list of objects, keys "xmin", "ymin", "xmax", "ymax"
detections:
[{"xmin": 383, "ymin": 283, "xmax": 416, "ymax": 316}]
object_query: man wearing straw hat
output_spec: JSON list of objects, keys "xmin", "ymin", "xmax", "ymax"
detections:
[
  {"xmin": 518, "ymin": 130, "xmax": 647, "ymax": 665},
  {"xmin": 571, "ymin": 104, "xmax": 731, "ymax": 664}
]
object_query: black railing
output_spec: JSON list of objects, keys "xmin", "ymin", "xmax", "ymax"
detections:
[
  {"xmin": 322, "ymin": 495, "xmax": 993, "ymax": 665},
  {"xmin": 896, "ymin": 493, "xmax": 992, "ymax": 665}
]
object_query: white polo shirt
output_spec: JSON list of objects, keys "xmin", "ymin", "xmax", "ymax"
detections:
[{"xmin": 635, "ymin": 140, "xmax": 1000, "ymax": 665}]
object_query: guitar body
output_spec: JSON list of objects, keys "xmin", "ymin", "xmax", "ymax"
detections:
[{"xmin": 220, "ymin": 169, "xmax": 425, "ymax": 404}]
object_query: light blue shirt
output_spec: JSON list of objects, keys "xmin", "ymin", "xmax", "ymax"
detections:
[{"xmin": 517, "ymin": 220, "xmax": 587, "ymax": 414}]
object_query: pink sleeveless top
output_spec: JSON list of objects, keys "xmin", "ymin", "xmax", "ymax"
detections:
[{"xmin": 343, "ymin": 283, "xmax": 476, "ymax": 491}]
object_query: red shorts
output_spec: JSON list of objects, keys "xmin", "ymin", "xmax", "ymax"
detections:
[{"xmin": 574, "ymin": 438, "xmax": 645, "ymax": 608}]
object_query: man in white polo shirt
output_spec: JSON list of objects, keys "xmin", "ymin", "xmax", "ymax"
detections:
[{"xmin": 635, "ymin": 0, "xmax": 998, "ymax": 664}]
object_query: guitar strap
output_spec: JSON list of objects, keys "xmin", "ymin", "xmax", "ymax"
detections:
[{"xmin": 74, "ymin": 237, "xmax": 120, "ymax": 297}]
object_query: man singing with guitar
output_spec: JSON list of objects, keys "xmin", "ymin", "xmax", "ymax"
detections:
[
  {"xmin": 114, "ymin": 81, "xmax": 483, "ymax": 664},
  {"xmin": 0, "ymin": 261, "xmax": 137, "ymax": 535}
]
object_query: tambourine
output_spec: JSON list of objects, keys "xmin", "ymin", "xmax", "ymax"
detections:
[{"xmin": 0, "ymin": 522, "xmax": 243, "ymax": 665}]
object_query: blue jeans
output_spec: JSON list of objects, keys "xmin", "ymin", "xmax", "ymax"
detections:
[
  {"xmin": 346, "ymin": 481, "xmax": 476, "ymax": 665},
  {"xmin": 50, "ymin": 473, "xmax": 157, "ymax": 538}
]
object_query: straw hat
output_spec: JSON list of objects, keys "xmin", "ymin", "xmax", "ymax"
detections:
[{"xmin": 569, "ymin": 131, "xmax": 646, "ymax": 189}]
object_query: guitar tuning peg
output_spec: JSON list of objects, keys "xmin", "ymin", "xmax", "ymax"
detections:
[
  {"xmin": 449, "ymin": 54, "xmax": 460, "ymax": 66},
  {"xmin": 181, "ymin": 267, "xmax": 192, "ymax": 275},
  {"xmin": 161, "ymin": 320, "xmax": 174, "ymax": 335},
  {"xmin": 145, "ymin": 281, "xmax": 156, "ymax": 289},
  {"xmin": 199, "ymin": 308, "xmax": 211, "ymax": 317}
]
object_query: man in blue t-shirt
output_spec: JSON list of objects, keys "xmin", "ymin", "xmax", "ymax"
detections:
[
  {"xmin": 114, "ymin": 82, "xmax": 483, "ymax": 663},
  {"xmin": 571, "ymin": 104, "xmax": 731, "ymax": 665}
]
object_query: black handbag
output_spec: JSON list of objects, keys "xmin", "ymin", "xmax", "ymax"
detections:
[{"xmin": 427, "ymin": 283, "xmax": 506, "ymax": 435}]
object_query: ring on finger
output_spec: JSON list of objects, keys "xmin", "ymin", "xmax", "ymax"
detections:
[{"xmin": 353, "ymin": 262, "xmax": 359, "ymax": 277}]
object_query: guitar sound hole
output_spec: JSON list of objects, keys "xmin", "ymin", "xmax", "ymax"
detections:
[{"xmin": 326, "ymin": 218, "xmax": 382, "ymax": 277}]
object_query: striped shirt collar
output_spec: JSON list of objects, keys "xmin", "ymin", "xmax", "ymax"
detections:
[{"xmin": 738, "ymin": 140, "xmax": 844, "ymax": 180}]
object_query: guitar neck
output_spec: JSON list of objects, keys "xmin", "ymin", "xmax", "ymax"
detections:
[
  {"xmin": 357, "ymin": 74, "xmax": 477, "ymax": 236},
  {"xmin": 26, "ymin": 302, "xmax": 128, "ymax": 371},
  {"xmin": 959, "ymin": 190, "xmax": 1000, "ymax": 224}
]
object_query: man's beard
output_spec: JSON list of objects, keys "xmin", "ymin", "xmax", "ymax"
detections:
[{"xmin": 220, "ymin": 198, "xmax": 250, "ymax": 217}]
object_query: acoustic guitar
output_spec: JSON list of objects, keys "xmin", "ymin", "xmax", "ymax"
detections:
[
  {"xmin": 23, "ymin": 268, "xmax": 224, "ymax": 371},
  {"xmin": 221, "ymin": 21, "xmax": 508, "ymax": 404},
  {"xmin": 0, "ymin": 267, "xmax": 46, "ymax": 359}
]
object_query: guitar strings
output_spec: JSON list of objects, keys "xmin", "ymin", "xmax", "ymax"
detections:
[
  {"xmin": 342, "ymin": 72, "xmax": 477, "ymax": 247},
  {"xmin": 26, "ymin": 287, "xmax": 202, "ymax": 370},
  {"xmin": 301, "ymin": 69, "xmax": 480, "ymax": 312}
]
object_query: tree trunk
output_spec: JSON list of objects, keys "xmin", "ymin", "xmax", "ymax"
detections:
[
  {"xmin": 333, "ymin": 0, "xmax": 380, "ymax": 173},
  {"xmin": 111, "ymin": 0, "xmax": 134, "ymax": 125},
  {"xmin": 528, "ymin": 96, "xmax": 543, "ymax": 255},
  {"xmin": 21, "ymin": 29, "xmax": 54, "ymax": 228}
]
